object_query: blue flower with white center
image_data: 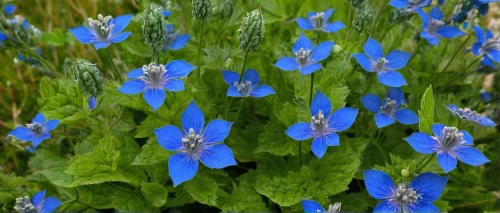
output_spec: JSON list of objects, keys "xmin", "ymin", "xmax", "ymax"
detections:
[
  {"xmin": 296, "ymin": 9, "xmax": 345, "ymax": 33},
  {"xmin": 361, "ymin": 87, "xmax": 418, "ymax": 128},
  {"xmin": 3, "ymin": 4, "xmax": 16, "ymax": 15},
  {"xmin": 286, "ymin": 91, "xmax": 358, "ymax": 159},
  {"xmin": 118, "ymin": 61, "xmax": 196, "ymax": 111},
  {"xmin": 222, "ymin": 69, "xmax": 275, "ymax": 98},
  {"xmin": 363, "ymin": 170, "xmax": 448, "ymax": 213},
  {"xmin": 417, "ymin": 7, "xmax": 465, "ymax": 46},
  {"xmin": 405, "ymin": 124, "xmax": 490, "ymax": 173},
  {"xmin": 162, "ymin": 24, "xmax": 190, "ymax": 52},
  {"xmin": 8, "ymin": 113, "xmax": 59, "ymax": 150},
  {"xmin": 274, "ymin": 34, "xmax": 334, "ymax": 75},
  {"xmin": 14, "ymin": 190, "xmax": 62, "ymax": 213},
  {"xmin": 389, "ymin": 0, "xmax": 431, "ymax": 11},
  {"xmin": 68, "ymin": 14, "xmax": 132, "ymax": 50},
  {"xmin": 447, "ymin": 104, "xmax": 496, "ymax": 127},
  {"xmin": 472, "ymin": 26, "xmax": 500, "ymax": 68},
  {"xmin": 301, "ymin": 199, "xmax": 341, "ymax": 213},
  {"xmin": 154, "ymin": 100, "xmax": 237, "ymax": 187},
  {"xmin": 353, "ymin": 37, "xmax": 411, "ymax": 87}
]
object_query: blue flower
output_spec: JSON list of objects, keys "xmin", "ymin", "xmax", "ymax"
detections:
[
  {"xmin": 301, "ymin": 199, "xmax": 341, "ymax": 213},
  {"xmin": 118, "ymin": 61, "xmax": 196, "ymax": 111},
  {"xmin": 17, "ymin": 48, "xmax": 42, "ymax": 65},
  {"xmin": 353, "ymin": 37, "xmax": 411, "ymax": 87},
  {"xmin": 389, "ymin": 0, "xmax": 431, "ymax": 11},
  {"xmin": 69, "ymin": 14, "xmax": 132, "ymax": 50},
  {"xmin": 14, "ymin": 190, "xmax": 62, "ymax": 213},
  {"xmin": 3, "ymin": 4, "xmax": 16, "ymax": 15},
  {"xmin": 163, "ymin": 11, "xmax": 172, "ymax": 17},
  {"xmin": 472, "ymin": 26, "xmax": 500, "ymax": 68},
  {"xmin": 447, "ymin": 104, "xmax": 496, "ymax": 127},
  {"xmin": 286, "ymin": 91, "xmax": 358, "ymax": 159},
  {"xmin": 162, "ymin": 24, "xmax": 190, "ymax": 51},
  {"xmin": 361, "ymin": 87, "xmax": 418, "ymax": 128},
  {"xmin": 88, "ymin": 96, "xmax": 97, "ymax": 111},
  {"xmin": 222, "ymin": 69, "xmax": 275, "ymax": 98},
  {"xmin": 8, "ymin": 113, "xmax": 59, "ymax": 150},
  {"xmin": 0, "ymin": 30, "xmax": 7, "ymax": 41},
  {"xmin": 154, "ymin": 100, "xmax": 237, "ymax": 186},
  {"xmin": 363, "ymin": 169, "xmax": 448, "ymax": 213},
  {"xmin": 296, "ymin": 9, "xmax": 345, "ymax": 33},
  {"xmin": 480, "ymin": 89, "xmax": 493, "ymax": 103},
  {"xmin": 405, "ymin": 124, "xmax": 490, "ymax": 173},
  {"xmin": 274, "ymin": 34, "xmax": 334, "ymax": 75},
  {"xmin": 417, "ymin": 7, "xmax": 465, "ymax": 46}
]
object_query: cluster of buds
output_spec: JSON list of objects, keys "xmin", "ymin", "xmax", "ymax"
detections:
[
  {"xmin": 192, "ymin": 0, "xmax": 212, "ymax": 21},
  {"xmin": 238, "ymin": 8, "xmax": 265, "ymax": 52},
  {"xmin": 352, "ymin": 0, "xmax": 373, "ymax": 33},
  {"xmin": 142, "ymin": 3, "xmax": 165, "ymax": 52},
  {"xmin": 73, "ymin": 59, "xmax": 103, "ymax": 98}
]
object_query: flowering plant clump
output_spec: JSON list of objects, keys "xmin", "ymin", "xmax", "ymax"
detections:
[{"xmin": 1, "ymin": 1, "xmax": 499, "ymax": 213}]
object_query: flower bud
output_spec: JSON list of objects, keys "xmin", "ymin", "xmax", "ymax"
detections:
[
  {"xmin": 238, "ymin": 8, "xmax": 265, "ymax": 52},
  {"xmin": 353, "ymin": 1, "xmax": 373, "ymax": 33},
  {"xmin": 73, "ymin": 59, "xmax": 103, "ymax": 98},
  {"xmin": 333, "ymin": 44, "xmax": 342, "ymax": 53},
  {"xmin": 192, "ymin": 0, "xmax": 212, "ymax": 21},
  {"xmin": 142, "ymin": 3, "xmax": 165, "ymax": 52},
  {"xmin": 401, "ymin": 169, "xmax": 409, "ymax": 177}
]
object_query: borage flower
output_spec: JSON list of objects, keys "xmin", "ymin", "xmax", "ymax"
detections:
[
  {"xmin": 389, "ymin": 0, "xmax": 431, "ymax": 11},
  {"xmin": 274, "ymin": 34, "xmax": 334, "ymax": 75},
  {"xmin": 447, "ymin": 104, "xmax": 496, "ymax": 127},
  {"xmin": 222, "ymin": 69, "xmax": 275, "ymax": 98},
  {"xmin": 162, "ymin": 24, "xmax": 190, "ymax": 51},
  {"xmin": 301, "ymin": 199, "xmax": 341, "ymax": 213},
  {"xmin": 154, "ymin": 100, "xmax": 237, "ymax": 186},
  {"xmin": 405, "ymin": 123, "xmax": 490, "ymax": 173},
  {"xmin": 8, "ymin": 113, "xmax": 59, "ymax": 150},
  {"xmin": 353, "ymin": 37, "xmax": 411, "ymax": 87},
  {"xmin": 296, "ymin": 9, "xmax": 345, "ymax": 33},
  {"xmin": 2, "ymin": 3, "xmax": 16, "ymax": 15},
  {"xmin": 14, "ymin": 190, "xmax": 62, "ymax": 213},
  {"xmin": 361, "ymin": 87, "xmax": 418, "ymax": 128},
  {"xmin": 118, "ymin": 61, "xmax": 196, "ymax": 111},
  {"xmin": 417, "ymin": 7, "xmax": 464, "ymax": 46},
  {"xmin": 472, "ymin": 26, "xmax": 500, "ymax": 68},
  {"xmin": 69, "ymin": 14, "xmax": 132, "ymax": 50},
  {"xmin": 363, "ymin": 169, "xmax": 448, "ymax": 212},
  {"xmin": 286, "ymin": 91, "xmax": 358, "ymax": 158}
]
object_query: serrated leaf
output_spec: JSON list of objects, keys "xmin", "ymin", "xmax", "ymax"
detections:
[
  {"xmin": 216, "ymin": 172, "xmax": 268, "ymax": 212},
  {"xmin": 184, "ymin": 174, "xmax": 219, "ymax": 206},
  {"xmin": 132, "ymin": 138, "xmax": 172, "ymax": 165},
  {"xmin": 419, "ymin": 85, "xmax": 434, "ymax": 134},
  {"xmin": 140, "ymin": 182, "xmax": 168, "ymax": 207},
  {"xmin": 0, "ymin": 172, "xmax": 25, "ymax": 204}
]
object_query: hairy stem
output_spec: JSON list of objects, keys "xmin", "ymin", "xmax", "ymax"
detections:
[
  {"xmin": 105, "ymin": 48, "xmax": 123, "ymax": 83},
  {"xmin": 196, "ymin": 21, "xmax": 205, "ymax": 78}
]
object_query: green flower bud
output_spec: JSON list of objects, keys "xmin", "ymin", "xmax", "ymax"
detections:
[
  {"xmin": 73, "ymin": 59, "xmax": 103, "ymax": 98},
  {"xmin": 238, "ymin": 8, "xmax": 265, "ymax": 52},
  {"xmin": 401, "ymin": 169, "xmax": 409, "ymax": 177},
  {"xmin": 333, "ymin": 44, "xmax": 342, "ymax": 54},
  {"xmin": 192, "ymin": 0, "xmax": 212, "ymax": 21},
  {"xmin": 353, "ymin": 1, "xmax": 373, "ymax": 33},
  {"xmin": 142, "ymin": 3, "xmax": 165, "ymax": 52}
]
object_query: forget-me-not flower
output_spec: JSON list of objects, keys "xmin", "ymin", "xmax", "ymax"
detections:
[
  {"xmin": 301, "ymin": 199, "xmax": 341, "ymax": 213},
  {"xmin": 389, "ymin": 0, "xmax": 431, "ymax": 11},
  {"xmin": 472, "ymin": 26, "xmax": 500, "ymax": 68},
  {"xmin": 296, "ymin": 9, "xmax": 345, "ymax": 33},
  {"xmin": 69, "ymin": 14, "xmax": 132, "ymax": 50},
  {"xmin": 222, "ymin": 69, "xmax": 275, "ymax": 98},
  {"xmin": 286, "ymin": 91, "xmax": 358, "ymax": 159},
  {"xmin": 154, "ymin": 100, "xmax": 237, "ymax": 186},
  {"xmin": 8, "ymin": 113, "xmax": 59, "ymax": 150},
  {"xmin": 118, "ymin": 61, "xmax": 196, "ymax": 111},
  {"xmin": 361, "ymin": 87, "xmax": 418, "ymax": 128},
  {"xmin": 447, "ymin": 104, "xmax": 496, "ymax": 127},
  {"xmin": 353, "ymin": 37, "xmax": 411, "ymax": 87},
  {"xmin": 162, "ymin": 24, "xmax": 190, "ymax": 51},
  {"xmin": 405, "ymin": 123, "xmax": 490, "ymax": 173},
  {"xmin": 417, "ymin": 7, "xmax": 465, "ymax": 46},
  {"xmin": 274, "ymin": 34, "xmax": 334, "ymax": 75},
  {"xmin": 14, "ymin": 190, "xmax": 61, "ymax": 213},
  {"xmin": 363, "ymin": 169, "xmax": 448, "ymax": 213}
]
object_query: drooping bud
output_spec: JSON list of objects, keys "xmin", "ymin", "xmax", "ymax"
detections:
[
  {"xmin": 192, "ymin": 0, "xmax": 212, "ymax": 21},
  {"xmin": 352, "ymin": 1, "xmax": 373, "ymax": 33},
  {"xmin": 238, "ymin": 8, "xmax": 265, "ymax": 52},
  {"xmin": 142, "ymin": 3, "xmax": 165, "ymax": 52},
  {"xmin": 73, "ymin": 59, "xmax": 103, "ymax": 98}
]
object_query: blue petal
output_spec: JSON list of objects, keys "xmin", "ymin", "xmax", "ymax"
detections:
[
  {"xmin": 404, "ymin": 133, "xmax": 439, "ymax": 154},
  {"xmin": 324, "ymin": 21, "xmax": 345, "ymax": 33},
  {"xmin": 293, "ymin": 33, "xmax": 313, "ymax": 53},
  {"xmin": 32, "ymin": 134, "xmax": 50, "ymax": 149},
  {"xmin": 300, "ymin": 63, "xmax": 322, "ymax": 75},
  {"xmin": 325, "ymin": 132, "xmax": 340, "ymax": 146},
  {"xmin": 165, "ymin": 24, "xmax": 174, "ymax": 32},
  {"xmin": 250, "ymin": 85, "xmax": 275, "ymax": 98},
  {"xmin": 110, "ymin": 14, "xmax": 133, "ymax": 34},
  {"xmin": 323, "ymin": 9, "xmax": 334, "ymax": 21},
  {"xmin": 201, "ymin": 120, "xmax": 232, "ymax": 143},
  {"xmin": 328, "ymin": 107, "xmax": 358, "ymax": 132},
  {"xmin": 405, "ymin": 201, "xmax": 440, "ymax": 213},
  {"xmin": 3, "ymin": 4, "xmax": 16, "ymax": 15},
  {"xmin": 296, "ymin": 18, "xmax": 314, "ymax": 31},
  {"xmin": 375, "ymin": 113, "xmax": 395, "ymax": 128},
  {"xmin": 473, "ymin": 26, "xmax": 484, "ymax": 44},
  {"xmin": 311, "ymin": 90, "xmax": 332, "ymax": 117},
  {"xmin": 432, "ymin": 123, "xmax": 445, "ymax": 138},
  {"xmin": 109, "ymin": 32, "xmax": 131, "ymax": 43},
  {"xmin": 417, "ymin": 8, "xmax": 429, "ymax": 29},
  {"xmin": 373, "ymin": 200, "xmax": 400, "ymax": 213},
  {"xmin": 182, "ymin": 100, "xmax": 205, "ymax": 134},
  {"xmin": 377, "ymin": 71, "xmax": 407, "ymax": 87},
  {"xmin": 88, "ymin": 96, "xmax": 97, "ymax": 111},
  {"xmin": 0, "ymin": 32, "xmax": 6, "ymax": 41},
  {"xmin": 437, "ymin": 151, "xmax": 457, "ymax": 173},
  {"xmin": 386, "ymin": 87, "xmax": 405, "ymax": 105},
  {"xmin": 39, "ymin": 197, "xmax": 62, "ymax": 213},
  {"xmin": 227, "ymin": 86, "xmax": 242, "ymax": 97},
  {"xmin": 353, "ymin": 53, "xmax": 374, "ymax": 72},
  {"xmin": 476, "ymin": 116, "xmax": 497, "ymax": 127},
  {"xmin": 68, "ymin": 27, "xmax": 96, "ymax": 44},
  {"xmin": 285, "ymin": 122, "xmax": 314, "ymax": 140},
  {"xmin": 486, "ymin": 29, "xmax": 494, "ymax": 40},
  {"xmin": 93, "ymin": 41, "xmax": 111, "ymax": 50},
  {"xmin": 165, "ymin": 60, "xmax": 196, "ymax": 78},
  {"xmin": 361, "ymin": 94, "xmax": 382, "ymax": 113},
  {"xmin": 169, "ymin": 153, "xmax": 199, "ymax": 187},
  {"xmin": 164, "ymin": 79, "xmax": 185, "ymax": 91},
  {"xmin": 311, "ymin": 136, "xmax": 328, "ymax": 159},
  {"xmin": 118, "ymin": 79, "xmax": 146, "ymax": 94},
  {"xmin": 32, "ymin": 190, "xmax": 46, "ymax": 207},
  {"xmin": 163, "ymin": 11, "xmax": 172, "ymax": 17},
  {"xmin": 143, "ymin": 88, "xmax": 166, "ymax": 111},
  {"xmin": 154, "ymin": 125, "xmax": 183, "ymax": 151},
  {"xmin": 486, "ymin": 50, "xmax": 500, "ymax": 62},
  {"xmin": 33, "ymin": 113, "xmax": 45, "ymax": 124},
  {"xmin": 362, "ymin": 170, "xmax": 396, "ymax": 199},
  {"xmin": 478, "ymin": 3, "xmax": 489, "ymax": 16},
  {"xmin": 453, "ymin": 146, "xmax": 490, "ymax": 166},
  {"xmin": 301, "ymin": 199, "xmax": 325, "ymax": 213},
  {"xmin": 126, "ymin": 68, "xmax": 144, "ymax": 78},
  {"xmin": 222, "ymin": 70, "xmax": 239, "ymax": 85},
  {"xmin": 242, "ymin": 69, "xmax": 260, "ymax": 86},
  {"xmin": 460, "ymin": 130, "xmax": 473, "ymax": 145},
  {"xmin": 274, "ymin": 57, "xmax": 300, "ymax": 71},
  {"xmin": 394, "ymin": 109, "xmax": 418, "ymax": 125},
  {"xmin": 44, "ymin": 120, "xmax": 60, "ymax": 132},
  {"xmin": 389, "ymin": 0, "xmax": 408, "ymax": 9},
  {"xmin": 364, "ymin": 37, "xmax": 383, "ymax": 60},
  {"xmin": 198, "ymin": 144, "xmax": 237, "ymax": 169},
  {"xmin": 421, "ymin": 31, "xmax": 440, "ymax": 46},
  {"xmin": 410, "ymin": 172, "xmax": 448, "ymax": 202},
  {"xmin": 170, "ymin": 34, "xmax": 190, "ymax": 50},
  {"xmin": 386, "ymin": 50, "xmax": 411, "ymax": 70},
  {"xmin": 430, "ymin": 6, "xmax": 444, "ymax": 20},
  {"xmin": 8, "ymin": 127, "xmax": 34, "ymax": 141},
  {"xmin": 481, "ymin": 56, "xmax": 495, "ymax": 67},
  {"xmin": 436, "ymin": 26, "xmax": 465, "ymax": 38},
  {"xmin": 311, "ymin": 41, "xmax": 334, "ymax": 63}
]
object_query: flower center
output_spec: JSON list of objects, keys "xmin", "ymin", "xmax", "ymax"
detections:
[
  {"xmin": 428, "ymin": 19, "xmax": 444, "ymax": 33},
  {"xmin": 295, "ymin": 48, "xmax": 312, "ymax": 66},
  {"xmin": 326, "ymin": 202, "xmax": 341, "ymax": 213},
  {"xmin": 140, "ymin": 64, "xmax": 167, "ymax": 88},
  {"xmin": 434, "ymin": 127, "xmax": 465, "ymax": 150},
  {"xmin": 375, "ymin": 57, "xmax": 389, "ymax": 71},
  {"xmin": 27, "ymin": 123, "xmax": 43, "ymax": 135},
  {"xmin": 311, "ymin": 12, "xmax": 325, "ymax": 28},
  {"xmin": 233, "ymin": 80, "xmax": 252, "ymax": 97},
  {"xmin": 14, "ymin": 196, "xmax": 37, "ymax": 213},
  {"xmin": 482, "ymin": 37, "xmax": 500, "ymax": 53},
  {"xmin": 394, "ymin": 183, "xmax": 419, "ymax": 206},
  {"xmin": 381, "ymin": 99, "xmax": 399, "ymax": 115},
  {"xmin": 311, "ymin": 110, "xmax": 328, "ymax": 132},
  {"xmin": 88, "ymin": 14, "xmax": 114, "ymax": 40},
  {"xmin": 182, "ymin": 128, "xmax": 202, "ymax": 152}
]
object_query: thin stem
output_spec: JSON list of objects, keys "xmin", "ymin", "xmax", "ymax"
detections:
[
  {"xmin": 196, "ymin": 21, "xmax": 205, "ymax": 78},
  {"xmin": 371, "ymin": 129, "xmax": 388, "ymax": 162},
  {"xmin": 443, "ymin": 56, "xmax": 483, "ymax": 90},
  {"xmin": 406, "ymin": 39, "xmax": 424, "ymax": 66},
  {"xmin": 417, "ymin": 153, "xmax": 435, "ymax": 172},
  {"xmin": 435, "ymin": 40, "xmax": 450, "ymax": 71},
  {"xmin": 380, "ymin": 19, "xmax": 403, "ymax": 42},
  {"xmin": 440, "ymin": 34, "xmax": 472, "ymax": 74},
  {"xmin": 315, "ymin": 32, "xmax": 321, "ymax": 45},
  {"xmin": 238, "ymin": 51, "xmax": 250, "ymax": 82},
  {"xmin": 105, "ymin": 48, "xmax": 122, "ymax": 83},
  {"xmin": 354, "ymin": 73, "xmax": 375, "ymax": 106},
  {"xmin": 233, "ymin": 98, "xmax": 245, "ymax": 122}
]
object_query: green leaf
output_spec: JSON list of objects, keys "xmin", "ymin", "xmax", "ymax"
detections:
[
  {"xmin": 0, "ymin": 172, "xmax": 25, "ymax": 204},
  {"xmin": 256, "ymin": 119, "xmax": 310, "ymax": 156},
  {"xmin": 140, "ymin": 182, "xmax": 168, "ymax": 207},
  {"xmin": 419, "ymin": 85, "xmax": 434, "ymax": 134},
  {"xmin": 184, "ymin": 174, "xmax": 219, "ymax": 206},
  {"xmin": 216, "ymin": 172, "xmax": 267, "ymax": 212},
  {"xmin": 373, "ymin": 154, "xmax": 417, "ymax": 183},
  {"xmin": 132, "ymin": 138, "xmax": 172, "ymax": 165},
  {"xmin": 41, "ymin": 161, "xmax": 74, "ymax": 187},
  {"xmin": 330, "ymin": 193, "xmax": 369, "ymax": 212}
]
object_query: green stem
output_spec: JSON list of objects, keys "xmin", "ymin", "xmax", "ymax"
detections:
[
  {"xmin": 315, "ymin": 32, "xmax": 321, "ymax": 45},
  {"xmin": 196, "ymin": 21, "xmax": 205, "ymax": 78},
  {"xmin": 440, "ymin": 34, "xmax": 472, "ymax": 74},
  {"xmin": 417, "ymin": 153, "xmax": 435, "ymax": 172},
  {"xmin": 238, "ymin": 51, "xmax": 250, "ymax": 82},
  {"xmin": 443, "ymin": 56, "xmax": 483, "ymax": 90},
  {"xmin": 233, "ymin": 99, "xmax": 245, "ymax": 122},
  {"xmin": 105, "ymin": 48, "xmax": 122, "ymax": 83},
  {"xmin": 406, "ymin": 39, "xmax": 424, "ymax": 66},
  {"xmin": 379, "ymin": 20, "xmax": 402, "ymax": 42},
  {"xmin": 435, "ymin": 40, "xmax": 450, "ymax": 71},
  {"xmin": 354, "ymin": 73, "xmax": 375, "ymax": 106},
  {"xmin": 371, "ymin": 129, "xmax": 388, "ymax": 162}
]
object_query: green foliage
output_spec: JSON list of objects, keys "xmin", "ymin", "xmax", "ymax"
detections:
[{"xmin": 419, "ymin": 84, "xmax": 434, "ymax": 134}]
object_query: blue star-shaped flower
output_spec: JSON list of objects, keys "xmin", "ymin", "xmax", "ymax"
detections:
[
  {"xmin": 222, "ymin": 69, "xmax": 275, "ymax": 98},
  {"xmin": 16, "ymin": 190, "xmax": 62, "ymax": 213},
  {"xmin": 69, "ymin": 14, "xmax": 132, "ymax": 50},
  {"xmin": 361, "ymin": 87, "xmax": 418, "ymax": 128},
  {"xmin": 389, "ymin": 0, "xmax": 431, "ymax": 11},
  {"xmin": 154, "ymin": 100, "xmax": 237, "ymax": 186},
  {"xmin": 3, "ymin": 4, "xmax": 16, "ymax": 15},
  {"xmin": 447, "ymin": 104, "xmax": 496, "ymax": 127},
  {"xmin": 472, "ymin": 26, "xmax": 500, "ymax": 68},
  {"xmin": 286, "ymin": 91, "xmax": 358, "ymax": 159},
  {"xmin": 118, "ymin": 61, "xmax": 196, "ymax": 111},
  {"xmin": 353, "ymin": 37, "xmax": 411, "ymax": 87},
  {"xmin": 417, "ymin": 7, "xmax": 465, "ymax": 46},
  {"xmin": 162, "ymin": 24, "xmax": 190, "ymax": 52},
  {"xmin": 8, "ymin": 113, "xmax": 59, "ymax": 150},
  {"xmin": 363, "ymin": 170, "xmax": 448, "ymax": 212},
  {"xmin": 296, "ymin": 9, "xmax": 345, "ymax": 33},
  {"xmin": 301, "ymin": 199, "xmax": 341, "ymax": 213},
  {"xmin": 274, "ymin": 34, "xmax": 334, "ymax": 75},
  {"xmin": 405, "ymin": 124, "xmax": 490, "ymax": 173}
]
